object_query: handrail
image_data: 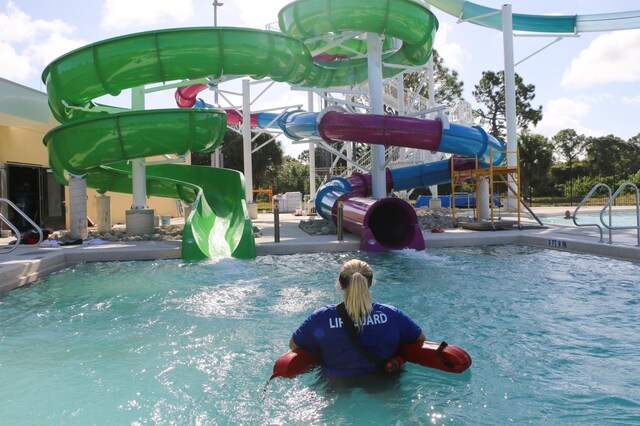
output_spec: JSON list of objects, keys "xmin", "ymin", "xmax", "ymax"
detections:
[
  {"xmin": 573, "ymin": 183, "xmax": 612, "ymax": 243},
  {"xmin": 0, "ymin": 198, "xmax": 43, "ymax": 254},
  {"xmin": 600, "ymin": 182, "xmax": 640, "ymax": 247},
  {"xmin": 0, "ymin": 212, "xmax": 22, "ymax": 254}
]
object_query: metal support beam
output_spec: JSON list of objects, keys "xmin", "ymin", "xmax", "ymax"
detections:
[{"xmin": 367, "ymin": 32, "xmax": 386, "ymax": 200}]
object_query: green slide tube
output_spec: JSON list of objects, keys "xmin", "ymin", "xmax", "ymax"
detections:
[{"xmin": 41, "ymin": 0, "xmax": 438, "ymax": 260}]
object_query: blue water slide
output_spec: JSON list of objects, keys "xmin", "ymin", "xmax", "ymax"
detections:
[
  {"xmin": 390, "ymin": 160, "xmax": 453, "ymax": 191},
  {"xmin": 315, "ymin": 177, "xmax": 352, "ymax": 220},
  {"xmin": 440, "ymin": 123, "xmax": 504, "ymax": 167},
  {"xmin": 387, "ymin": 123, "xmax": 505, "ymax": 193}
]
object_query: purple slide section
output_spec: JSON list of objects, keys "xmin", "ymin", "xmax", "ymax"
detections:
[
  {"xmin": 338, "ymin": 193, "xmax": 425, "ymax": 252},
  {"xmin": 319, "ymin": 111, "xmax": 443, "ymax": 151}
]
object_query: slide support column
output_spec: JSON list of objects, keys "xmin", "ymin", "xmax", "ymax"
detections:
[
  {"xmin": 126, "ymin": 85, "xmax": 155, "ymax": 235},
  {"xmin": 478, "ymin": 178, "xmax": 490, "ymax": 220},
  {"xmin": 308, "ymin": 91, "xmax": 317, "ymax": 200},
  {"xmin": 367, "ymin": 32, "xmax": 386, "ymax": 200},
  {"xmin": 131, "ymin": 86, "xmax": 147, "ymax": 210},
  {"xmin": 427, "ymin": 55, "xmax": 439, "ymax": 199},
  {"xmin": 68, "ymin": 174, "xmax": 88, "ymax": 240},
  {"xmin": 242, "ymin": 79, "xmax": 254, "ymax": 206},
  {"xmin": 502, "ymin": 4, "xmax": 519, "ymax": 210}
]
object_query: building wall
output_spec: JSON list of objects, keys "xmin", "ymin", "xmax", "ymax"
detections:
[
  {"xmin": 87, "ymin": 189, "xmax": 185, "ymax": 225},
  {"xmin": 0, "ymin": 125, "xmax": 50, "ymax": 165},
  {"xmin": 1, "ymin": 80, "xmax": 189, "ymax": 230}
]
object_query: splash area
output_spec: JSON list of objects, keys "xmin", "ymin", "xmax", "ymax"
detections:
[{"xmin": 1, "ymin": 249, "xmax": 639, "ymax": 424}]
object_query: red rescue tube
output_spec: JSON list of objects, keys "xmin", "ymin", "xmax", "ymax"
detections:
[
  {"xmin": 397, "ymin": 340, "xmax": 471, "ymax": 374},
  {"xmin": 271, "ymin": 348, "xmax": 319, "ymax": 379},
  {"xmin": 272, "ymin": 340, "xmax": 471, "ymax": 379}
]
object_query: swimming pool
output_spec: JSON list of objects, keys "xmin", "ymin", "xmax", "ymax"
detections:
[
  {"xmin": 1, "ymin": 248, "xmax": 638, "ymax": 424},
  {"xmin": 544, "ymin": 208, "xmax": 639, "ymax": 228}
]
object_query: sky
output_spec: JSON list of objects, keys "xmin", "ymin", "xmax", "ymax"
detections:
[{"xmin": 2, "ymin": 0, "xmax": 639, "ymax": 157}]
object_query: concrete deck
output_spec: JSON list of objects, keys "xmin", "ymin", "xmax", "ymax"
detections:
[{"xmin": 1, "ymin": 206, "xmax": 638, "ymax": 294}]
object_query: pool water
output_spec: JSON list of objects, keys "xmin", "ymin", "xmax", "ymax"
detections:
[
  {"xmin": 544, "ymin": 209, "xmax": 639, "ymax": 228},
  {"xmin": 1, "ymin": 248, "xmax": 639, "ymax": 424}
]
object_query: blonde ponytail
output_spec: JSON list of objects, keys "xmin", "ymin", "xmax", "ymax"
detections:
[{"xmin": 337, "ymin": 259, "xmax": 374, "ymax": 330}]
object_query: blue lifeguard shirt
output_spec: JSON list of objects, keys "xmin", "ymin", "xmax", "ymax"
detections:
[{"xmin": 292, "ymin": 303, "xmax": 422, "ymax": 377}]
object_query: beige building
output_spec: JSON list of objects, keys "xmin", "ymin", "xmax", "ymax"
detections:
[{"xmin": 0, "ymin": 77, "xmax": 181, "ymax": 234}]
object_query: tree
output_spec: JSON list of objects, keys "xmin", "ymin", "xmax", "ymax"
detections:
[
  {"xmin": 583, "ymin": 135, "xmax": 625, "ymax": 178},
  {"xmin": 472, "ymin": 70, "xmax": 543, "ymax": 139},
  {"xmin": 619, "ymin": 137, "xmax": 640, "ymax": 178},
  {"xmin": 552, "ymin": 129, "xmax": 586, "ymax": 203},
  {"xmin": 552, "ymin": 129, "xmax": 586, "ymax": 165},
  {"xmin": 518, "ymin": 132, "xmax": 554, "ymax": 199},
  {"xmin": 404, "ymin": 50, "xmax": 464, "ymax": 107},
  {"xmin": 220, "ymin": 130, "xmax": 284, "ymax": 190},
  {"xmin": 272, "ymin": 156, "xmax": 323, "ymax": 195}
]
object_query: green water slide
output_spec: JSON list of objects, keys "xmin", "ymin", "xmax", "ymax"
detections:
[{"xmin": 41, "ymin": 0, "xmax": 438, "ymax": 260}]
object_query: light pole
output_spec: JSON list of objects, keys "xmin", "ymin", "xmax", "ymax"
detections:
[{"xmin": 212, "ymin": 1, "xmax": 223, "ymax": 26}]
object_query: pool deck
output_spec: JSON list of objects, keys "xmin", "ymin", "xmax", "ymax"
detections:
[{"xmin": 1, "ymin": 206, "xmax": 638, "ymax": 294}]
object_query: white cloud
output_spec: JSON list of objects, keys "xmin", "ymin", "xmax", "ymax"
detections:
[
  {"xmin": 26, "ymin": 32, "xmax": 87, "ymax": 72},
  {"xmin": 0, "ymin": 2, "xmax": 82, "ymax": 86},
  {"xmin": 0, "ymin": 42, "xmax": 33, "ymax": 82},
  {"xmin": 561, "ymin": 29, "xmax": 640, "ymax": 88},
  {"xmin": 433, "ymin": 21, "xmax": 470, "ymax": 70},
  {"xmin": 534, "ymin": 97, "xmax": 601, "ymax": 138},
  {"xmin": 0, "ymin": 1, "xmax": 74, "ymax": 44},
  {"xmin": 235, "ymin": 1, "xmax": 292, "ymax": 29},
  {"xmin": 100, "ymin": 0, "xmax": 194, "ymax": 30}
]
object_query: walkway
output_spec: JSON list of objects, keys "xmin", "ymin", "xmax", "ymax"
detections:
[{"xmin": 1, "ymin": 207, "xmax": 638, "ymax": 294}]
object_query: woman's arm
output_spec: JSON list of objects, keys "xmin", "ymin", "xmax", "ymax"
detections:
[{"xmin": 416, "ymin": 332, "xmax": 426, "ymax": 342}]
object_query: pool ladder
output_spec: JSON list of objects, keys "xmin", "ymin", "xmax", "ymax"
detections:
[
  {"xmin": 573, "ymin": 182, "xmax": 640, "ymax": 246},
  {"xmin": 0, "ymin": 198, "xmax": 43, "ymax": 254}
]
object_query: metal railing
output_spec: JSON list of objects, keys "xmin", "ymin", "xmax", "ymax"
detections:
[
  {"xmin": 601, "ymin": 182, "xmax": 640, "ymax": 246},
  {"xmin": 573, "ymin": 182, "xmax": 640, "ymax": 246},
  {"xmin": 0, "ymin": 198, "xmax": 43, "ymax": 254}
]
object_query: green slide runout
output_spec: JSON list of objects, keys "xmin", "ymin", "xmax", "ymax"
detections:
[
  {"xmin": 41, "ymin": 0, "xmax": 438, "ymax": 260},
  {"xmin": 42, "ymin": 108, "xmax": 254, "ymax": 259},
  {"xmin": 95, "ymin": 162, "xmax": 255, "ymax": 260}
]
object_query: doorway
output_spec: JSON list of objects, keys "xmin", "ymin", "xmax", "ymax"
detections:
[{"xmin": 7, "ymin": 164, "xmax": 66, "ymax": 231}]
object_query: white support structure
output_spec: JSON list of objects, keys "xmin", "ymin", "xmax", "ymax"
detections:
[
  {"xmin": 307, "ymin": 91, "xmax": 316, "ymax": 199},
  {"xmin": 131, "ymin": 159, "xmax": 147, "ymax": 209},
  {"xmin": 131, "ymin": 86, "xmax": 147, "ymax": 209},
  {"xmin": 242, "ymin": 79, "xmax": 254, "ymax": 204},
  {"xmin": 502, "ymin": 5, "xmax": 518, "ymax": 167},
  {"xmin": 502, "ymin": 4, "xmax": 519, "ymax": 210},
  {"xmin": 395, "ymin": 73, "xmax": 407, "ymax": 164},
  {"xmin": 95, "ymin": 194, "xmax": 111, "ymax": 234},
  {"xmin": 68, "ymin": 174, "xmax": 88, "ymax": 240},
  {"xmin": 367, "ymin": 32, "xmax": 386, "ymax": 200},
  {"xmin": 126, "ymin": 85, "xmax": 155, "ymax": 235},
  {"xmin": 478, "ymin": 178, "xmax": 490, "ymax": 220},
  {"xmin": 426, "ymin": 54, "xmax": 439, "ymax": 199}
]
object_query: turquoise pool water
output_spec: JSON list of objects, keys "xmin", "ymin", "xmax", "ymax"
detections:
[
  {"xmin": 544, "ymin": 209, "xmax": 639, "ymax": 227},
  {"xmin": 1, "ymin": 248, "xmax": 639, "ymax": 424}
]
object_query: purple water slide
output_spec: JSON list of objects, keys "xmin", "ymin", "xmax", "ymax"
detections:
[
  {"xmin": 319, "ymin": 110, "xmax": 443, "ymax": 151},
  {"xmin": 338, "ymin": 194, "xmax": 425, "ymax": 252},
  {"xmin": 313, "ymin": 110, "xmax": 447, "ymax": 251}
]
